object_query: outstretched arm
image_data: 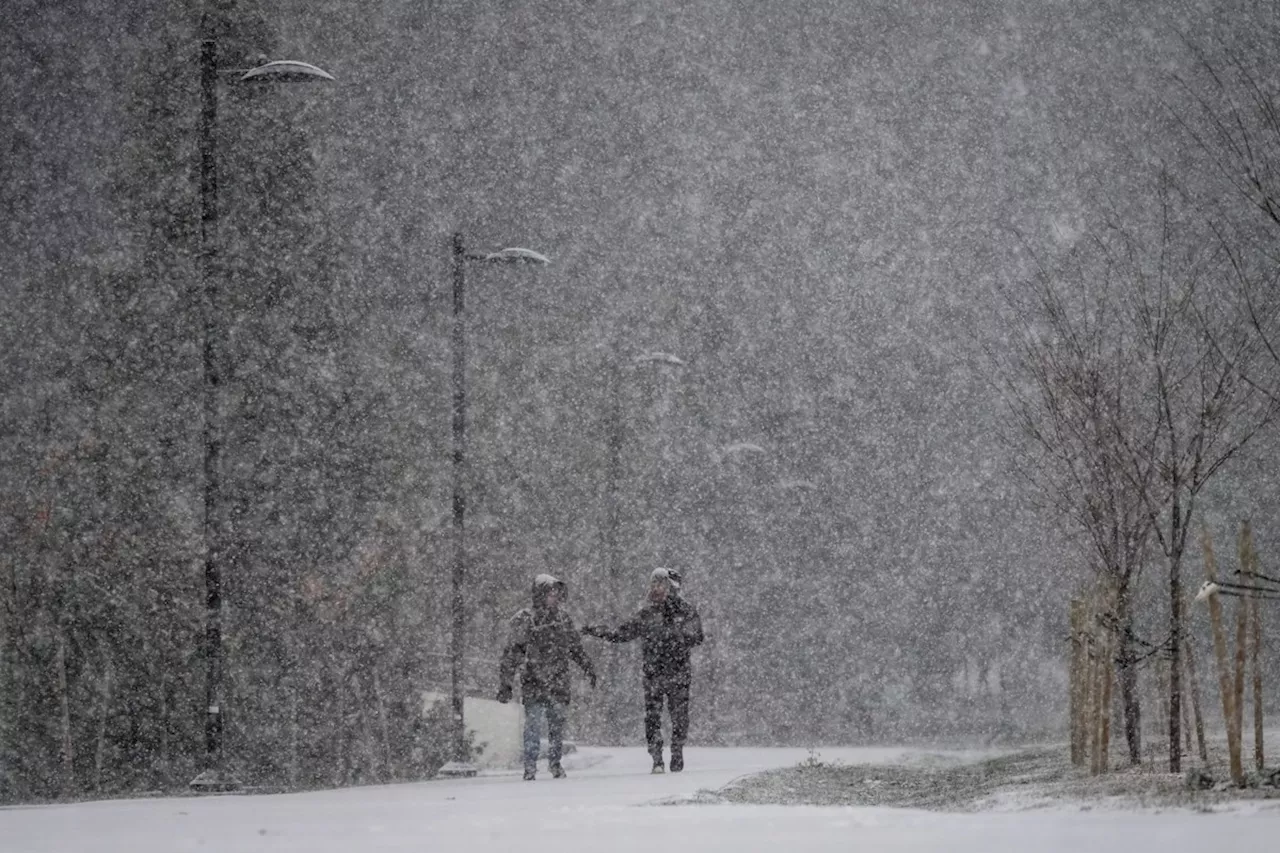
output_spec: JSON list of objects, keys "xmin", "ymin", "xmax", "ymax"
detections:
[
  {"xmin": 681, "ymin": 606, "xmax": 705, "ymax": 648},
  {"xmin": 583, "ymin": 611, "xmax": 644, "ymax": 643},
  {"xmin": 566, "ymin": 619, "xmax": 597, "ymax": 687}
]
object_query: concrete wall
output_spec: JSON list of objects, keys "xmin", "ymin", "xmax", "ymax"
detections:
[{"xmin": 422, "ymin": 691, "xmax": 523, "ymax": 770}]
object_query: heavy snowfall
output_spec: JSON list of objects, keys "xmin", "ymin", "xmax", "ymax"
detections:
[{"xmin": 6, "ymin": 0, "xmax": 1280, "ymax": 849}]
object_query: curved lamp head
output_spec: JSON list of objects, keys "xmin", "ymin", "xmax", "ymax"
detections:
[
  {"xmin": 721, "ymin": 442, "xmax": 767, "ymax": 457},
  {"xmin": 482, "ymin": 247, "xmax": 550, "ymax": 264},
  {"xmin": 240, "ymin": 60, "xmax": 335, "ymax": 83},
  {"xmin": 634, "ymin": 351, "xmax": 686, "ymax": 367}
]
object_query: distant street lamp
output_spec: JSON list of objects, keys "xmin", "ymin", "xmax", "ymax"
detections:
[
  {"xmin": 437, "ymin": 233, "xmax": 550, "ymax": 778},
  {"xmin": 707, "ymin": 440, "xmax": 772, "ymax": 737},
  {"xmin": 633, "ymin": 351, "xmax": 686, "ymax": 368},
  {"xmin": 191, "ymin": 20, "xmax": 334, "ymax": 793},
  {"xmin": 633, "ymin": 352, "xmax": 685, "ymax": 557},
  {"xmin": 593, "ymin": 349, "xmax": 686, "ymax": 739}
]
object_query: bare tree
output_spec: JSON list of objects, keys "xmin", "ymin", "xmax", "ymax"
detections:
[
  {"xmin": 1175, "ymin": 37, "xmax": 1280, "ymax": 397},
  {"xmin": 1097, "ymin": 176, "xmax": 1277, "ymax": 773},
  {"xmin": 996, "ymin": 169, "xmax": 1279, "ymax": 771},
  {"xmin": 995, "ymin": 235, "xmax": 1158, "ymax": 766}
]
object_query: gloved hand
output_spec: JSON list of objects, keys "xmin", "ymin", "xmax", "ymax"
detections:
[
  {"xmin": 496, "ymin": 684, "xmax": 512, "ymax": 704},
  {"xmin": 587, "ymin": 670, "xmax": 598, "ymax": 689},
  {"xmin": 581, "ymin": 624, "xmax": 602, "ymax": 637}
]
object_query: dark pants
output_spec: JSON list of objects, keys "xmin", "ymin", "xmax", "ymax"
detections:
[{"xmin": 643, "ymin": 675, "xmax": 690, "ymax": 757}]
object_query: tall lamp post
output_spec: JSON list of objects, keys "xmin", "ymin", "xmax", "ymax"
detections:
[
  {"xmin": 633, "ymin": 350, "xmax": 685, "ymax": 559},
  {"xmin": 191, "ymin": 20, "xmax": 334, "ymax": 793},
  {"xmin": 437, "ymin": 233, "xmax": 550, "ymax": 778},
  {"xmin": 596, "ymin": 350, "xmax": 685, "ymax": 739}
]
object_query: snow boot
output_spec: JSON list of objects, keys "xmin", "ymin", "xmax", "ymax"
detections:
[
  {"xmin": 523, "ymin": 766, "xmax": 537, "ymax": 781},
  {"xmin": 669, "ymin": 747, "xmax": 683, "ymax": 773},
  {"xmin": 550, "ymin": 763, "xmax": 567, "ymax": 779}
]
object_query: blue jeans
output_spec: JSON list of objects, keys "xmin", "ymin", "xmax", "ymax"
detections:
[{"xmin": 522, "ymin": 698, "xmax": 567, "ymax": 770}]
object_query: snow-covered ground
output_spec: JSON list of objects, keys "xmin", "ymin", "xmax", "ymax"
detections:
[{"xmin": 4, "ymin": 746, "xmax": 1280, "ymax": 853}]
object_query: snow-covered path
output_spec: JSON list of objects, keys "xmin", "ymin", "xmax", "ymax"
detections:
[{"xmin": 4, "ymin": 746, "xmax": 1280, "ymax": 852}]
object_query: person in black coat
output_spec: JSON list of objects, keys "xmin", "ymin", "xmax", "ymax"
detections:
[
  {"xmin": 583, "ymin": 567, "xmax": 704, "ymax": 773},
  {"xmin": 497, "ymin": 574, "xmax": 596, "ymax": 780}
]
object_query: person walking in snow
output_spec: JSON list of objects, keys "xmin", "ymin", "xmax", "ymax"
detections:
[
  {"xmin": 582, "ymin": 567, "xmax": 704, "ymax": 773},
  {"xmin": 497, "ymin": 574, "xmax": 597, "ymax": 780}
]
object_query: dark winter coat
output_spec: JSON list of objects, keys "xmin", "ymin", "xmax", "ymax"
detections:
[
  {"xmin": 587, "ymin": 596, "xmax": 704, "ymax": 683},
  {"xmin": 498, "ymin": 575, "xmax": 595, "ymax": 705}
]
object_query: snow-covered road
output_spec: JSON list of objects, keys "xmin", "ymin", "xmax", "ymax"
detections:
[{"xmin": 4, "ymin": 746, "xmax": 1279, "ymax": 852}]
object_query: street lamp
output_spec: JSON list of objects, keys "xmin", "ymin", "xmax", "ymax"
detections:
[
  {"xmin": 707, "ymin": 440, "xmax": 770, "ymax": 738},
  {"xmin": 633, "ymin": 351, "xmax": 685, "ymax": 559},
  {"xmin": 191, "ymin": 21, "xmax": 334, "ymax": 793},
  {"xmin": 592, "ymin": 348, "xmax": 686, "ymax": 740},
  {"xmin": 437, "ymin": 232, "xmax": 550, "ymax": 778}
]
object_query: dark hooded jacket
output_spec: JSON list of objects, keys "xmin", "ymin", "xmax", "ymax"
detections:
[
  {"xmin": 587, "ymin": 577, "xmax": 704, "ymax": 682},
  {"xmin": 498, "ymin": 575, "xmax": 595, "ymax": 705}
]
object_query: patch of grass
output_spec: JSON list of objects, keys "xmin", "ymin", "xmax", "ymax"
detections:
[{"xmin": 718, "ymin": 746, "xmax": 1280, "ymax": 813}]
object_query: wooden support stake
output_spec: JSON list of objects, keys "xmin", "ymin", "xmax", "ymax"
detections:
[
  {"xmin": 1090, "ymin": 643, "xmax": 1104, "ymax": 775},
  {"xmin": 1202, "ymin": 524, "xmax": 1243, "ymax": 785},
  {"xmin": 1181, "ymin": 667, "xmax": 1193, "ymax": 757},
  {"xmin": 1069, "ymin": 598, "xmax": 1086, "ymax": 766},
  {"xmin": 1242, "ymin": 521, "xmax": 1265, "ymax": 771},
  {"xmin": 1234, "ymin": 523, "xmax": 1250, "ymax": 776},
  {"xmin": 1099, "ymin": 618, "xmax": 1113, "ymax": 773}
]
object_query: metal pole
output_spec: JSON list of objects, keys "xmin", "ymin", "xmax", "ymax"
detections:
[
  {"xmin": 196, "ymin": 18, "xmax": 229, "ymax": 790},
  {"xmin": 436, "ymin": 237, "xmax": 546, "ymax": 777},
  {"xmin": 603, "ymin": 351, "xmax": 625, "ymax": 740},
  {"xmin": 446, "ymin": 231, "xmax": 474, "ymax": 773}
]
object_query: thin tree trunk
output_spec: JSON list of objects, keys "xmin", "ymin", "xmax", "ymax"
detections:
[
  {"xmin": 1181, "ymin": 672, "xmax": 1193, "ymax": 755},
  {"xmin": 1155, "ymin": 657, "xmax": 1170, "ymax": 763},
  {"xmin": 1184, "ymin": 632, "xmax": 1209, "ymax": 764},
  {"xmin": 55, "ymin": 625, "xmax": 75, "ymax": 796},
  {"xmin": 333, "ymin": 676, "xmax": 350, "ymax": 787},
  {"xmin": 288, "ymin": 680, "xmax": 299, "ymax": 788},
  {"xmin": 1089, "ymin": 646, "xmax": 1102, "ymax": 774},
  {"xmin": 93, "ymin": 647, "xmax": 114, "ymax": 793},
  {"xmin": 1167, "ymin": 498, "xmax": 1184, "ymax": 774},
  {"xmin": 1114, "ymin": 589, "xmax": 1142, "ymax": 765},
  {"xmin": 374, "ymin": 669, "xmax": 393, "ymax": 781},
  {"xmin": 0, "ymin": 560, "xmax": 16, "ymax": 789},
  {"xmin": 158, "ymin": 672, "xmax": 173, "ymax": 788}
]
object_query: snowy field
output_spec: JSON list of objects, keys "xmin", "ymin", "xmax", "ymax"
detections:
[{"xmin": 4, "ymin": 746, "xmax": 1280, "ymax": 853}]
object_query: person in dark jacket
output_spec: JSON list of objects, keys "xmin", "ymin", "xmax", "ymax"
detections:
[
  {"xmin": 583, "ymin": 567, "xmax": 704, "ymax": 773},
  {"xmin": 497, "ymin": 574, "xmax": 597, "ymax": 780}
]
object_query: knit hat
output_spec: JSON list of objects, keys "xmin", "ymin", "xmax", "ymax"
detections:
[{"xmin": 650, "ymin": 567, "xmax": 682, "ymax": 591}]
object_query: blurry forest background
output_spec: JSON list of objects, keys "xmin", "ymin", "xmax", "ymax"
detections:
[{"xmin": 4, "ymin": 0, "xmax": 1280, "ymax": 800}]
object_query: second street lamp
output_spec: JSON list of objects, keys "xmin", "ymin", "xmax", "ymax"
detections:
[{"xmin": 436, "ymin": 232, "xmax": 550, "ymax": 778}]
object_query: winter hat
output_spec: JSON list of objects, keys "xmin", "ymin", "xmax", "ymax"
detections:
[
  {"xmin": 532, "ymin": 573, "xmax": 567, "ymax": 606},
  {"xmin": 650, "ymin": 567, "xmax": 682, "ymax": 592}
]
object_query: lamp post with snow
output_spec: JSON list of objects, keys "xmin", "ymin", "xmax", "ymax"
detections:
[
  {"xmin": 437, "ymin": 233, "xmax": 550, "ymax": 778},
  {"xmin": 192, "ymin": 20, "xmax": 334, "ymax": 792}
]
